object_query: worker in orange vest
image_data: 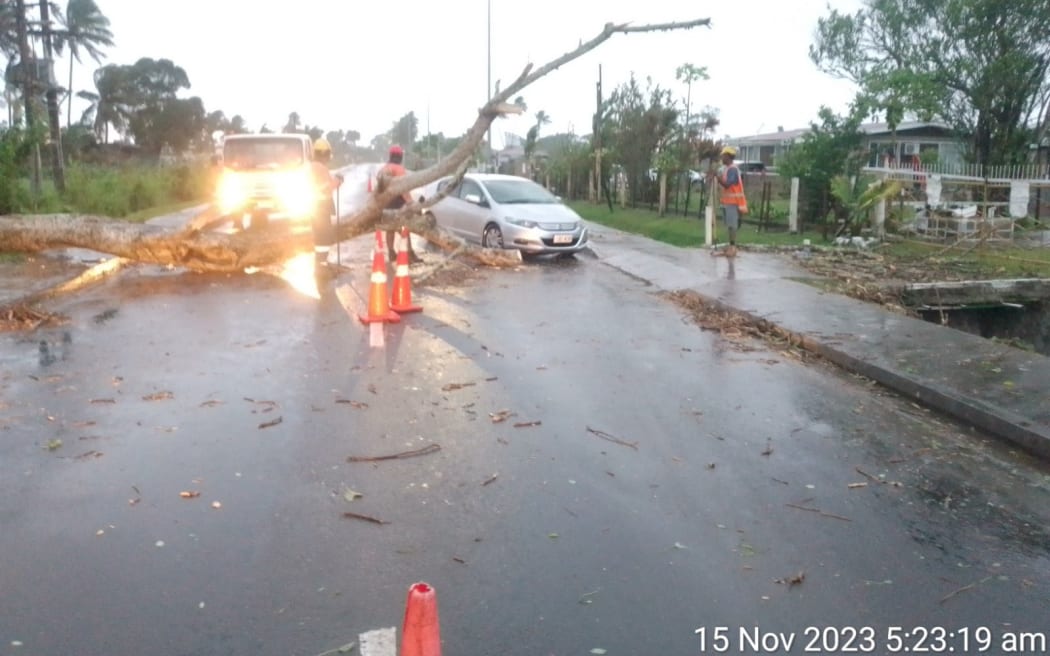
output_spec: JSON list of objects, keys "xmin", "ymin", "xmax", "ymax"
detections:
[
  {"xmin": 311, "ymin": 138, "xmax": 344, "ymax": 277},
  {"xmin": 709, "ymin": 145, "xmax": 747, "ymax": 258},
  {"xmin": 375, "ymin": 144, "xmax": 421, "ymax": 264}
]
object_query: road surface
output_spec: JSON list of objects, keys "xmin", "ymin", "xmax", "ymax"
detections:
[{"xmin": 1, "ymin": 246, "xmax": 1048, "ymax": 655}]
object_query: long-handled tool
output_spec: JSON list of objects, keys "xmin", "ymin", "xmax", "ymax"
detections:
[{"xmin": 335, "ymin": 182, "xmax": 341, "ymax": 267}]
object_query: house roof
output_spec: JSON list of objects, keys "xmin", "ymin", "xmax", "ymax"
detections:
[{"xmin": 732, "ymin": 120, "xmax": 953, "ymax": 145}]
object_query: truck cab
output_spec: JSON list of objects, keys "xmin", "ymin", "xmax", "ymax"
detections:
[{"xmin": 215, "ymin": 133, "xmax": 316, "ymax": 230}]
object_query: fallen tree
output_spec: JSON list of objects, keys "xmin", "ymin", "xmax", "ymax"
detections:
[{"xmin": 0, "ymin": 18, "xmax": 711, "ymax": 274}]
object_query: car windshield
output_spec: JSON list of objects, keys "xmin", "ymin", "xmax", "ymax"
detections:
[
  {"xmin": 223, "ymin": 139, "xmax": 304, "ymax": 170},
  {"xmin": 483, "ymin": 179, "xmax": 559, "ymax": 205}
]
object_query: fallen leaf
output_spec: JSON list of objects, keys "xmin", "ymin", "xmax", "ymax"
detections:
[
  {"xmin": 548, "ymin": 532, "xmax": 559, "ymax": 539},
  {"xmin": 199, "ymin": 399, "xmax": 224, "ymax": 408},
  {"xmin": 180, "ymin": 491, "xmax": 201, "ymax": 499},
  {"xmin": 343, "ymin": 488, "xmax": 364, "ymax": 502},
  {"xmin": 513, "ymin": 420, "xmax": 542, "ymax": 428},
  {"xmin": 673, "ymin": 542, "xmax": 688, "ymax": 550},
  {"xmin": 89, "ymin": 398, "xmax": 115, "ymax": 404},
  {"xmin": 44, "ymin": 439, "xmax": 62, "ymax": 451},
  {"xmin": 335, "ymin": 399, "xmax": 369, "ymax": 409},
  {"xmin": 847, "ymin": 482, "xmax": 868, "ymax": 489},
  {"xmin": 142, "ymin": 391, "xmax": 174, "ymax": 401},
  {"xmin": 441, "ymin": 382, "xmax": 476, "ymax": 392},
  {"xmin": 775, "ymin": 570, "xmax": 806, "ymax": 587},
  {"xmin": 591, "ymin": 649, "xmax": 607, "ymax": 655},
  {"xmin": 489, "ymin": 409, "xmax": 515, "ymax": 423}
]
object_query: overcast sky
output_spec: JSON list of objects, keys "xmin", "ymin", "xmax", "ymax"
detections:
[{"xmin": 72, "ymin": 0, "xmax": 864, "ymax": 148}]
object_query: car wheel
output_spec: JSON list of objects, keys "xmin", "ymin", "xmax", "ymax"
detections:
[{"xmin": 482, "ymin": 223, "xmax": 504, "ymax": 249}]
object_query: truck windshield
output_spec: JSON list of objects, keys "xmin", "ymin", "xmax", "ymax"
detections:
[{"xmin": 223, "ymin": 139, "xmax": 304, "ymax": 170}]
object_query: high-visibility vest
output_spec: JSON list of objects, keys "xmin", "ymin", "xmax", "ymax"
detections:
[
  {"xmin": 377, "ymin": 162, "xmax": 408, "ymax": 210},
  {"xmin": 719, "ymin": 164, "xmax": 748, "ymax": 212}
]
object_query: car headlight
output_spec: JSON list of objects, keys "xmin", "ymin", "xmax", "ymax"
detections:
[
  {"xmin": 277, "ymin": 172, "xmax": 317, "ymax": 218},
  {"xmin": 506, "ymin": 217, "xmax": 539, "ymax": 229},
  {"xmin": 217, "ymin": 175, "xmax": 247, "ymax": 214}
]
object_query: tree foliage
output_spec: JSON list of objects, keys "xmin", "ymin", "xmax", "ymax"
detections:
[
  {"xmin": 776, "ymin": 104, "xmax": 867, "ymax": 233},
  {"xmin": 601, "ymin": 74, "xmax": 679, "ymax": 202},
  {"xmin": 810, "ymin": 0, "xmax": 1050, "ymax": 165}
]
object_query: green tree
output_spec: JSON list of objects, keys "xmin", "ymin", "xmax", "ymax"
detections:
[
  {"xmin": 282, "ymin": 111, "xmax": 300, "ymax": 133},
  {"xmin": 387, "ymin": 111, "xmax": 418, "ymax": 151},
  {"xmin": 523, "ymin": 109, "xmax": 551, "ymax": 176},
  {"xmin": 57, "ymin": 0, "xmax": 113, "ymax": 129},
  {"xmin": 127, "ymin": 95, "xmax": 206, "ymax": 155},
  {"xmin": 603, "ymin": 74, "xmax": 678, "ymax": 205},
  {"xmin": 776, "ymin": 104, "xmax": 868, "ymax": 237},
  {"xmin": 810, "ymin": 0, "xmax": 1050, "ymax": 166}
]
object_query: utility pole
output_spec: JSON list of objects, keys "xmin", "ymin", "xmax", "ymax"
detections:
[
  {"xmin": 486, "ymin": 0, "xmax": 492, "ymax": 172},
  {"xmin": 39, "ymin": 0, "xmax": 65, "ymax": 192},
  {"xmin": 593, "ymin": 64, "xmax": 603, "ymax": 204},
  {"xmin": 14, "ymin": 0, "xmax": 41, "ymax": 195}
]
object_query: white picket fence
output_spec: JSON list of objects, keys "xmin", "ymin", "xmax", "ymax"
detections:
[{"xmin": 864, "ymin": 162, "xmax": 1050, "ymax": 182}]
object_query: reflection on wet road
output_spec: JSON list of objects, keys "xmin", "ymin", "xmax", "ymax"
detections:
[{"xmin": 1, "ymin": 252, "xmax": 1047, "ymax": 655}]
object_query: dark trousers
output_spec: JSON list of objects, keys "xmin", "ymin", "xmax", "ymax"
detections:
[{"xmin": 313, "ymin": 200, "xmax": 336, "ymax": 263}]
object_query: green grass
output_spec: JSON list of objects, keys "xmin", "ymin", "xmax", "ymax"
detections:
[
  {"xmin": 884, "ymin": 238, "xmax": 1050, "ymax": 278},
  {"xmin": 123, "ymin": 199, "xmax": 206, "ymax": 224},
  {"xmin": 570, "ymin": 200, "xmax": 808, "ymax": 248}
]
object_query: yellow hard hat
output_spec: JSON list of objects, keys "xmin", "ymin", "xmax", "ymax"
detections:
[
  {"xmin": 313, "ymin": 138, "xmax": 332, "ymax": 153},
  {"xmin": 720, "ymin": 145, "xmax": 737, "ymax": 157}
]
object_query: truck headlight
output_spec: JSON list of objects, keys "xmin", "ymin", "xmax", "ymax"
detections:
[
  {"xmin": 217, "ymin": 175, "xmax": 247, "ymax": 214},
  {"xmin": 277, "ymin": 173, "xmax": 317, "ymax": 218}
]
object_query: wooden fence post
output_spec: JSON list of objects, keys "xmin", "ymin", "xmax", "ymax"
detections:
[{"xmin": 789, "ymin": 177, "xmax": 800, "ymax": 233}]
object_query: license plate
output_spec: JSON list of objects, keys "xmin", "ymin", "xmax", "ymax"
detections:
[{"xmin": 553, "ymin": 234, "xmax": 573, "ymax": 244}]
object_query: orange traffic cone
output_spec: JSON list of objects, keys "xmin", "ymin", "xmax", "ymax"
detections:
[
  {"xmin": 400, "ymin": 582, "xmax": 441, "ymax": 656},
  {"xmin": 390, "ymin": 226, "xmax": 423, "ymax": 314},
  {"xmin": 358, "ymin": 231, "xmax": 401, "ymax": 324}
]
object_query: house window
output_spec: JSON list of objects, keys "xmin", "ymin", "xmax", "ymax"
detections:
[{"xmin": 759, "ymin": 145, "xmax": 775, "ymax": 165}]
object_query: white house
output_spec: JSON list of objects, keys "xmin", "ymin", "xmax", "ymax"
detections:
[{"xmin": 731, "ymin": 121, "xmax": 965, "ymax": 170}]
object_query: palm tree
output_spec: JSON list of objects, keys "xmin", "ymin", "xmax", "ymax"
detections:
[
  {"xmin": 89, "ymin": 64, "xmax": 130, "ymax": 142},
  {"xmin": 58, "ymin": 0, "xmax": 113, "ymax": 129}
]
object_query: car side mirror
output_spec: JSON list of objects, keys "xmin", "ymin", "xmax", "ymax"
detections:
[{"xmin": 464, "ymin": 193, "xmax": 485, "ymax": 206}]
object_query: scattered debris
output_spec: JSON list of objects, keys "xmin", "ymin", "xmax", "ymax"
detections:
[
  {"xmin": 847, "ymin": 482, "xmax": 869, "ymax": 489},
  {"xmin": 481, "ymin": 473, "xmax": 499, "ymax": 486},
  {"xmin": 335, "ymin": 399, "xmax": 369, "ymax": 409},
  {"xmin": 489, "ymin": 409, "xmax": 515, "ymax": 423},
  {"xmin": 771, "ymin": 477, "xmax": 789, "ymax": 485},
  {"xmin": 199, "ymin": 399, "xmax": 224, "ymax": 408},
  {"xmin": 441, "ymin": 382, "xmax": 476, "ymax": 392},
  {"xmin": 43, "ymin": 439, "xmax": 62, "ymax": 451},
  {"xmin": 258, "ymin": 416, "xmax": 283, "ymax": 430},
  {"xmin": 313, "ymin": 640, "xmax": 357, "ymax": 656},
  {"xmin": 513, "ymin": 420, "xmax": 542, "ymax": 428},
  {"xmin": 179, "ymin": 491, "xmax": 201, "ymax": 499},
  {"xmin": 785, "ymin": 503, "xmax": 852, "ymax": 522},
  {"xmin": 211, "ymin": 501, "xmax": 222, "ymax": 509},
  {"xmin": 347, "ymin": 443, "xmax": 441, "ymax": 462},
  {"xmin": 578, "ymin": 589, "xmax": 601, "ymax": 605},
  {"xmin": 73, "ymin": 450, "xmax": 102, "ymax": 460},
  {"xmin": 142, "ymin": 391, "xmax": 174, "ymax": 401},
  {"xmin": 342, "ymin": 511, "xmax": 390, "ymax": 525},
  {"xmin": 452, "ymin": 557, "xmax": 467, "ymax": 565},
  {"xmin": 0, "ymin": 303, "xmax": 68, "ymax": 331},
  {"xmin": 706, "ymin": 463, "xmax": 717, "ymax": 470},
  {"xmin": 673, "ymin": 542, "xmax": 689, "ymax": 550},
  {"xmin": 775, "ymin": 570, "xmax": 806, "ymax": 588},
  {"xmin": 484, "ymin": 376, "xmax": 499, "ymax": 382},
  {"xmin": 548, "ymin": 533, "xmax": 559, "ymax": 539},
  {"xmin": 90, "ymin": 398, "xmax": 115, "ymax": 404},
  {"xmin": 342, "ymin": 488, "xmax": 363, "ymax": 502},
  {"xmin": 586, "ymin": 425, "xmax": 638, "ymax": 450},
  {"xmin": 939, "ymin": 576, "xmax": 992, "ymax": 605},
  {"xmin": 761, "ymin": 440, "xmax": 774, "ymax": 456}
]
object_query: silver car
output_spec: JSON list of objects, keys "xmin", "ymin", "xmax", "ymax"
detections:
[{"xmin": 424, "ymin": 174, "xmax": 588, "ymax": 255}]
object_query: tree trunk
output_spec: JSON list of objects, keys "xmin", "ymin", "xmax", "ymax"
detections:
[{"xmin": 39, "ymin": 0, "xmax": 65, "ymax": 190}]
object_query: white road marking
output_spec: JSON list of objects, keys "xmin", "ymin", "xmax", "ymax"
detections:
[{"xmin": 358, "ymin": 627, "xmax": 396, "ymax": 656}]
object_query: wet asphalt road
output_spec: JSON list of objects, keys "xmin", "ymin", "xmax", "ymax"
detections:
[{"xmin": 1, "ymin": 249, "xmax": 1049, "ymax": 656}]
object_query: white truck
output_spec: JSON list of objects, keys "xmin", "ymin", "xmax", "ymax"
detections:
[{"xmin": 214, "ymin": 133, "xmax": 317, "ymax": 230}]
